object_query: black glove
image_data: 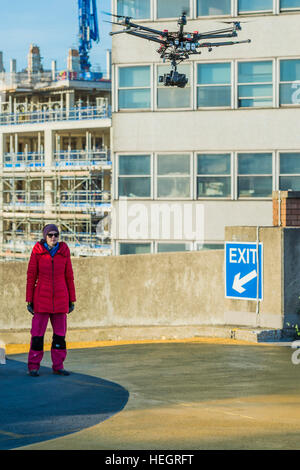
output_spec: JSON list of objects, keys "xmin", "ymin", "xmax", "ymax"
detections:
[
  {"xmin": 68, "ymin": 302, "xmax": 75, "ymax": 313},
  {"xmin": 27, "ymin": 303, "xmax": 34, "ymax": 315}
]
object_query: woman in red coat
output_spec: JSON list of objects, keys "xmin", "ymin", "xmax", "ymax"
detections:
[{"xmin": 26, "ymin": 224, "xmax": 76, "ymax": 377}]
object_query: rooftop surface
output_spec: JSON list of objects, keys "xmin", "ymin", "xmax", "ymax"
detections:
[{"xmin": 1, "ymin": 338, "xmax": 300, "ymax": 451}]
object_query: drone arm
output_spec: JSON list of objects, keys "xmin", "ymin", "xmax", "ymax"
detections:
[
  {"xmin": 126, "ymin": 30, "xmax": 167, "ymax": 45},
  {"xmin": 195, "ymin": 26, "xmax": 240, "ymax": 38},
  {"xmin": 197, "ymin": 33, "xmax": 238, "ymax": 39},
  {"xmin": 110, "ymin": 29, "xmax": 132, "ymax": 36},
  {"xmin": 125, "ymin": 21, "xmax": 168, "ymax": 37},
  {"xmin": 198, "ymin": 39, "xmax": 251, "ymax": 48}
]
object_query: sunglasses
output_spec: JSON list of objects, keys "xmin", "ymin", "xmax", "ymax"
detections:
[{"xmin": 47, "ymin": 233, "xmax": 59, "ymax": 238}]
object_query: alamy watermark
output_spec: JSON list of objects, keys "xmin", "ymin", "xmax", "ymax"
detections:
[
  {"xmin": 291, "ymin": 81, "xmax": 300, "ymax": 105},
  {"xmin": 291, "ymin": 341, "xmax": 300, "ymax": 365},
  {"xmin": 117, "ymin": 198, "xmax": 205, "ymax": 241}
]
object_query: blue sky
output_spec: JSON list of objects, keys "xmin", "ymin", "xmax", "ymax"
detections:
[{"xmin": 0, "ymin": 0, "xmax": 112, "ymax": 74}]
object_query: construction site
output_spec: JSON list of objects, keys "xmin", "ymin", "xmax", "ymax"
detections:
[{"xmin": 0, "ymin": 2, "xmax": 112, "ymax": 261}]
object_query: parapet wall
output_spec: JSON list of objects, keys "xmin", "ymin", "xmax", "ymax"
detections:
[
  {"xmin": 0, "ymin": 249, "xmax": 225, "ymax": 331},
  {"xmin": 1, "ymin": 225, "xmax": 300, "ymax": 338}
]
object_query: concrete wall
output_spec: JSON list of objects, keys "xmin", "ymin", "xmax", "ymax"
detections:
[
  {"xmin": 111, "ymin": 14, "xmax": 300, "ymax": 65},
  {"xmin": 284, "ymin": 228, "xmax": 300, "ymax": 326},
  {"xmin": 0, "ymin": 249, "xmax": 225, "ymax": 331},
  {"xmin": 1, "ymin": 225, "xmax": 300, "ymax": 333}
]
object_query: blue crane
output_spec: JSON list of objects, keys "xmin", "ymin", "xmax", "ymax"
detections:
[{"xmin": 78, "ymin": 0, "xmax": 100, "ymax": 72}]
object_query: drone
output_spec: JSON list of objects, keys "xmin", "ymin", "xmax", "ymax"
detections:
[{"xmin": 107, "ymin": 12, "xmax": 251, "ymax": 88}]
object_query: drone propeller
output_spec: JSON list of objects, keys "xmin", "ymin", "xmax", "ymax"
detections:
[
  {"xmin": 103, "ymin": 19, "xmax": 127, "ymax": 26},
  {"xmin": 101, "ymin": 10, "xmax": 133, "ymax": 20},
  {"xmin": 220, "ymin": 20, "xmax": 253, "ymax": 24}
]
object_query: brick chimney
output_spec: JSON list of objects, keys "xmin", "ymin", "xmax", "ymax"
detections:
[{"xmin": 273, "ymin": 191, "xmax": 300, "ymax": 226}]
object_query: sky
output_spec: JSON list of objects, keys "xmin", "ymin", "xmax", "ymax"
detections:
[{"xmin": 0, "ymin": 0, "xmax": 112, "ymax": 74}]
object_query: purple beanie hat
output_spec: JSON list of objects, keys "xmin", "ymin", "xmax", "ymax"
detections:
[{"xmin": 43, "ymin": 224, "xmax": 59, "ymax": 240}]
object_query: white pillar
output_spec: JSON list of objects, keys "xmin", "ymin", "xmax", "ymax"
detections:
[
  {"xmin": 0, "ymin": 132, "xmax": 4, "ymax": 172},
  {"xmin": 44, "ymin": 129, "xmax": 54, "ymax": 216},
  {"xmin": 44, "ymin": 129, "xmax": 53, "ymax": 170},
  {"xmin": 44, "ymin": 180, "xmax": 53, "ymax": 216}
]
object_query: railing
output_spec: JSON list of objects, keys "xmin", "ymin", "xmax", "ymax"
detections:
[
  {"xmin": 4, "ymin": 152, "xmax": 44, "ymax": 168},
  {"xmin": 3, "ymin": 150, "xmax": 111, "ymax": 169},
  {"xmin": 58, "ymin": 190, "xmax": 111, "ymax": 207},
  {"xmin": 3, "ymin": 191, "xmax": 45, "ymax": 207},
  {"xmin": 0, "ymin": 105, "xmax": 111, "ymax": 126},
  {"xmin": 1, "ymin": 231, "xmax": 111, "ymax": 257},
  {"xmin": 0, "ymin": 70, "xmax": 107, "ymax": 90},
  {"xmin": 54, "ymin": 149, "xmax": 111, "ymax": 167},
  {"xmin": 0, "ymin": 71, "xmax": 53, "ymax": 89}
]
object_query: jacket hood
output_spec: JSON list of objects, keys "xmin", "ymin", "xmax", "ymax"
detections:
[{"xmin": 32, "ymin": 240, "xmax": 69, "ymax": 257}]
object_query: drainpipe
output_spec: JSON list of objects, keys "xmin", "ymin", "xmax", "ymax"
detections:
[{"xmin": 278, "ymin": 190, "xmax": 281, "ymax": 226}]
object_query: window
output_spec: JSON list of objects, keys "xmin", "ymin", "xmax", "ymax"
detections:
[
  {"xmin": 238, "ymin": 0, "xmax": 273, "ymax": 13},
  {"xmin": 279, "ymin": 153, "xmax": 300, "ymax": 191},
  {"xmin": 118, "ymin": 66, "xmax": 151, "ymax": 109},
  {"xmin": 156, "ymin": 154, "xmax": 191, "ymax": 198},
  {"xmin": 279, "ymin": 59, "xmax": 300, "ymax": 105},
  {"xmin": 197, "ymin": 0, "xmax": 231, "ymax": 16},
  {"xmin": 157, "ymin": 0, "xmax": 190, "ymax": 18},
  {"xmin": 197, "ymin": 63, "xmax": 232, "ymax": 107},
  {"xmin": 197, "ymin": 154, "xmax": 231, "ymax": 198},
  {"xmin": 157, "ymin": 243, "xmax": 190, "ymax": 252},
  {"xmin": 238, "ymin": 61, "xmax": 273, "ymax": 108},
  {"xmin": 117, "ymin": 0, "xmax": 150, "ymax": 19},
  {"xmin": 119, "ymin": 242, "xmax": 151, "ymax": 255},
  {"xmin": 196, "ymin": 243, "xmax": 224, "ymax": 250},
  {"xmin": 157, "ymin": 65, "xmax": 191, "ymax": 108},
  {"xmin": 237, "ymin": 153, "xmax": 272, "ymax": 198},
  {"xmin": 280, "ymin": 0, "xmax": 300, "ymax": 9},
  {"xmin": 118, "ymin": 155, "xmax": 151, "ymax": 197}
]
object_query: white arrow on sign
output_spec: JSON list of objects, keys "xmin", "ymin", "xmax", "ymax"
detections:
[{"xmin": 232, "ymin": 270, "xmax": 257, "ymax": 294}]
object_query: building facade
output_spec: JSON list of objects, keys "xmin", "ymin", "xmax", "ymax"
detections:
[
  {"xmin": 0, "ymin": 46, "xmax": 112, "ymax": 260},
  {"xmin": 111, "ymin": 0, "xmax": 300, "ymax": 254}
]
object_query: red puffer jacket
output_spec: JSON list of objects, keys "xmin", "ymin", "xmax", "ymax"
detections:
[{"xmin": 26, "ymin": 241, "xmax": 76, "ymax": 314}]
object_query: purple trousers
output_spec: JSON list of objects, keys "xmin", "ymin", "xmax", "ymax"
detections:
[{"xmin": 28, "ymin": 313, "xmax": 67, "ymax": 372}]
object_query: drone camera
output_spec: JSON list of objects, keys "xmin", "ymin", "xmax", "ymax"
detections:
[{"xmin": 159, "ymin": 70, "xmax": 188, "ymax": 88}]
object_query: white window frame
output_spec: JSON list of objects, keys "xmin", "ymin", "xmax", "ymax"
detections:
[
  {"xmin": 196, "ymin": 241, "xmax": 225, "ymax": 250},
  {"xmin": 196, "ymin": 0, "xmax": 233, "ymax": 18},
  {"xmin": 195, "ymin": 152, "xmax": 234, "ymax": 200},
  {"xmin": 154, "ymin": 0, "xmax": 193, "ymax": 20},
  {"xmin": 114, "ymin": 57, "xmax": 300, "ymax": 114},
  {"xmin": 114, "ymin": 0, "xmax": 153, "ymax": 20},
  {"xmin": 278, "ymin": 57, "xmax": 300, "ymax": 107},
  {"xmin": 155, "ymin": 63, "xmax": 193, "ymax": 111},
  {"xmin": 116, "ymin": 153, "xmax": 153, "ymax": 199},
  {"xmin": 278, "ymin": 0, "xmax": 300, "ymax": 12},
  {"xmin": 196, "ymin": 60, "xmax": 234, "ymax": 110},
  {"xmin": 154, "ymin": 152, "xmax": 193, "ymax": 199},
  {"xmin": 113, "ymin": 0, "xmax": 300, "ymax": 20},
  {"xmin": 235, "ymin": 58, "xmax": 275, "ymax": 109},
  {"xmin": 118, "ymin": 241, "xmax": 153, "ymax": 255},
  {"xmin": 236, "ymin": 151, "xmax": 274, "ymax": 199},
  {"xmin": 155, "ymin": 241, "xmax": 192, "ymax": 252},
  {"xmin": 195, "ymin": 0, "xmax": 279, "ymax": 17},
  {"xmin": 278, "ymin": 150, "xmax": 300, "ymax": 191},
  {"xmin": 116, "ymin": 64, "xmax": 153, "ymax": 111},
  {"xmin": 236, "ymin": 0, "xmax": 275, "ymax": 15}
]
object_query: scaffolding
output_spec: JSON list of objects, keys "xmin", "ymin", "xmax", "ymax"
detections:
[
  {"xmin": 0, "ymin": 156, "xmax": 112, "ymax": 260},
  {"xmin": 0, "ymin": 75, "xmax": 112, "ymax": 261}
]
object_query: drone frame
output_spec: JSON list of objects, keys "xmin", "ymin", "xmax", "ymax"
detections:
[{"xmin": 108, "ymin": 12, "xmax": 251, "ymax": 70}]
